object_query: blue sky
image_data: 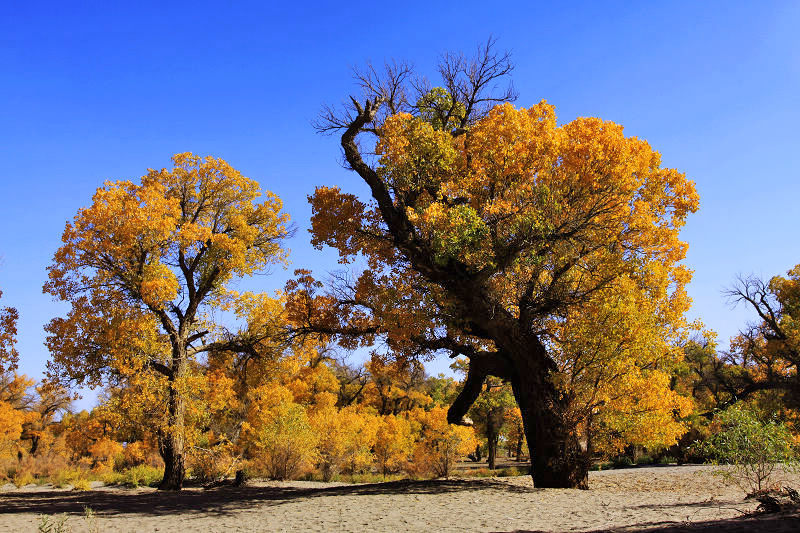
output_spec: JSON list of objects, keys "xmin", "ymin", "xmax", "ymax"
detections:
[{"xmin": 2, "ymin": 1, "xmax": 799, "ymax": 409}]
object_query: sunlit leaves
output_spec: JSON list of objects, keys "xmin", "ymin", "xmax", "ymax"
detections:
[{"xmin": 0, "ymin": 290, "xmax": 19, "ymax": 374}]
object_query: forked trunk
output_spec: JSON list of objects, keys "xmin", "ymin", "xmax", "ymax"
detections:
[{"xmin": 446, "ymin": 339, "xmax": 589, "ymax": 488}]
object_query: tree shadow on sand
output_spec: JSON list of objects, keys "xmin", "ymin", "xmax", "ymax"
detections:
[
  {"xmin": 0, "ymin": 478, "xmax": 535, "ymax": 518},
  {"xmin": 504, "ymin": 510, "xmax": 800, "ymax": 533}
]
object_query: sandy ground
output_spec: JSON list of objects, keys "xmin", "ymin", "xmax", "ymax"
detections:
[{"xmin": 1, "ymin": 465, "xmax": 799, "ymax": 532}]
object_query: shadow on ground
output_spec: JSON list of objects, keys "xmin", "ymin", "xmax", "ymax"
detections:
[
  {"xmin": 0, "ymin": 478, "xmax": 533, "ymax": 518},
  {"xmin": 504, "ymin": 510, "xmax": 800, "ymax": 533}
]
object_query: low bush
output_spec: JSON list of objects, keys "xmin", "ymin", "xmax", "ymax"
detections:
[
  {"xmin": 13, "ymin": 471, "xmax": 35, "ymax": 487},
  {"xmin": 15, "ymin": 451, "xmax": 71, "ymax": 482},
  {"xmin": 103, "ymin": 465, "xmax": 161, "ymax": 488},
  {"xmin": 698, "ymin": 405, "xmax": 798, "ymax": 494},
  {"xmin": 50, "ymin": 466, "xmax": 86, "ymax": 488},
  {"xmin": 495, "ymin": 467, "xmax": 523, "ymax": 477},
  {"xmin": 463, "ymin": 467, "xmax": 492, "ymax": 477},
  {"xmin": 72, "ymin": 478, "xmax": 91, "ymax": 491},
  {"xmin": 611, "ymin": 456, "xmax": 634, "ymax": 468}
]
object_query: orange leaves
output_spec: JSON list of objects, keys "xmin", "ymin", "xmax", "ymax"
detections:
[
  {"xmin": 140, "ymin": 262, "xmax": 179, "ymax": 309},
  {"xmin": 45, "ymin": 152, "xmax": 290, "ymax": 312},
  {"xmin": 0, "ymin": 379, "xmax": 37, "ymax": 459},
  {"xmin": 408, "ymin": 406, "xmax": 476, "ymax": 478},
  {"xmin": 243, "ymin": 384, "xmax": 319, "ymax": 480},
  {"xmin": 373, "ymin": 414, "xmax": 414, "ymax": 477},
  {"xmin": 0, "ymin": 290, "xmax": 18, "ymax": 374},
  {"xmin": 309, "ymin": 404, "xmax": 379, "ymax": 480},
  {"xmin": 42, "ymin": 153, "xmax": 292, "ymax": 488},
  {"xmin": 312, "ymin": 101, "xmax": 698, "ymax": 307},
  {"xmin": 466, "ymin": 101, "xmax": 559, "ymax": 195},
  {"xmin": 308, "ymin": 186, "xmax": 368, "ymax": 263}
]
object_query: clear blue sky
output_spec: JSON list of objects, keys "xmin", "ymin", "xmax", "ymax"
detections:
[{"xmin": 2, "ymin": 1, "xmax": 799, "ymax": 410}]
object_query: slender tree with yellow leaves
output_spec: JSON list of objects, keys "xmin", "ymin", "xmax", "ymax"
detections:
[{"xmin": 43, "ymin": 153, "xmax": 290, "ymax": 489}]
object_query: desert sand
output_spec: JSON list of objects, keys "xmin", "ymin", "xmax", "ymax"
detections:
[{"xmin": 1, "ymin": 465, "xmax": 799, "ymax": 532}]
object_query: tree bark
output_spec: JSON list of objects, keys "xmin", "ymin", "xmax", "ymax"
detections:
[
  {"xmin": 487, "ymin": 423, "xmax": 498, "ymax": 470},
  {"xmin": 447, "ymin": 341, "xmax": 589, "ymax": 488},
  {"xmin": 511, "ymin": 359, "xmax": 589, "ymax": 489},
  {"xmin": 158, "ymin": 355, "xmax": 187, "ymax": 491}
]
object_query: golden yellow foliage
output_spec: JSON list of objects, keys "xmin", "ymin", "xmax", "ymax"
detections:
[
  {"xmin": 409, "ymin": 406, "xmax": 476, "ymax": 478},
  {"xmin": 373, "ymin": 414, "xmax": 413, "ymax": 478},
  {"xmin": 0, "ymin": 290, "xmax": 18, "ymax": 374},
  {"xmin": 310, "ymin": 403, "xmax": 379, "ymax": 481},
  {"xmin": 0, "ymin": 374, "xmax": 36, "ymax": 461},
  {"xmin": 243, "ymin": 385, "xmax": 318, "ymax": 480}
]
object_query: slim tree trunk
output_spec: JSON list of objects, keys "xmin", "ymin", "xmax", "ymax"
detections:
[
  {"xmin": 487, "ymin": 427, "xmax": 497, "ymax": 470},
  {"xmin": 487, "ymin": 409, "xmax": 501, "ymax": 470},
  {"xmin": 158, "ymin": 355, "xmax": 187, "ymax": 491}
]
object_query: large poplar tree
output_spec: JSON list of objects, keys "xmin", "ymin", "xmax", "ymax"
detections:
[{"xmin": 300, "ymin": 41, "xmax": 698, "ymax": 488}]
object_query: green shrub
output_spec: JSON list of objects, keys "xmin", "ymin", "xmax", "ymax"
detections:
[
  {"xmin": 50, "ymin": 467, "xmax": 85, "ymax": 488},
  {"xmin": 657, "ymin": 455, "xmax": 677, "ymax": 465},
  {"xmin": 37, "ymin": 513, "xmax": 70, "ymax": 533},
  {"xmin": 125, "ymin": 465, "xmax": 162, "ymax": 487},
  {"xmin": 635, "ymin": 455, "xmax": 653, "ymax": 465},
  {"xmin": 103, "ymin": 465, "xmax": 161, "ymax": 488},
  {"xmin": 496, "ymin": 467, "xmax": 522, "ymax": 477},
  {"xmin": 698, "ymin": 405, "xmax": 798, "ymax": 494},
  {"xmin": 611, "ymin": 456, "xmax": 634, "ymax": 468}
]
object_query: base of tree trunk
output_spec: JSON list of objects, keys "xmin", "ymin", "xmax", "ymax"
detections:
[
  {"xmin": 531, "ymin": 453, "xmax": 589, "ymax": 489},
  {"xmin": 158, "ymin": 458, "xmax": 185, "ymax": 491}
]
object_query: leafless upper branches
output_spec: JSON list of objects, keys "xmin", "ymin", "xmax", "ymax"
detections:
[{"xmin": 314, "ymin": 37, "xmax": 516, "ymax": 136}]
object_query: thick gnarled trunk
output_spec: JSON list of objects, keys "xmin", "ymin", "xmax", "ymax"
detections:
[
  {"xmin": 511, "ymin": 360, "xmax": 589, "ymax": 489},
  {"xmin": 159, "ymin": 429, "xmax": 185, "ymax": 491},
  {"xmin": 448, "ymin": 341, "xmax": 589, "ymax": 489},
  {"xmin": 158, "ymin": 356, "xmax": 187, "ymax": 491},
  {"xmin": 524, "ymin": 398, "xmax": 588, "ymax": 489}
]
